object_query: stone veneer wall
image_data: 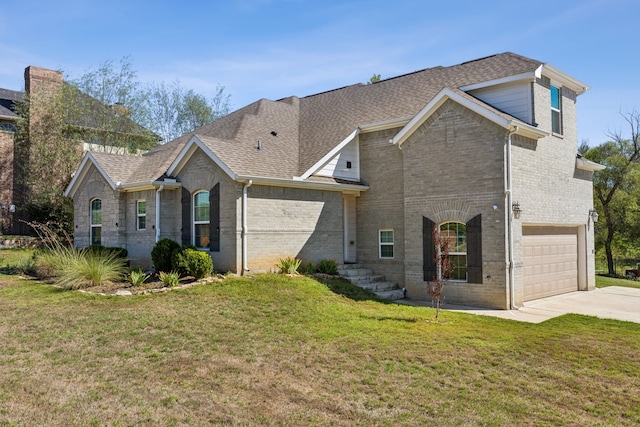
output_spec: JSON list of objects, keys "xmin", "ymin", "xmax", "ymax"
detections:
[
  {"xmin": 401, "ymin": 100, "xmax": 509, "ymax": 309},
  {"xmin": 245, "ymin": 184, "xmax": 344, "ymax": 272},
  {"xmin": 71, "ymin": 165, "xmax": 125, "ymax": 250},
  {"xmin": 356, "ymin": 128, "xmax": 406, "ymax": 286},
  {"xmin": 175, "ymin": 149, "xmax": 240, "ymax": 273}
]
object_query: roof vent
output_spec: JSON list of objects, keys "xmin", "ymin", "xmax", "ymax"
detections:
[
  {"xmin": 257, "ymin": 140, "xmax": 262, "ymax": 150},
  {"xmin": 270, "ymin": 131, "xmax": 277, "ymax": 136}
]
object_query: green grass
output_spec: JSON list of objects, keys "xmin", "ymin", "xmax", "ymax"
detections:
[
  {"xmin": 596, "ymin": 274, "xmax": 640, "ymax": 289},
  {"xmin": 1, "ymin": 272, "xmax": 639, "ymax": 425}
]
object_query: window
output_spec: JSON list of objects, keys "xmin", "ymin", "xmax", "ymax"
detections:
[
  {"xmin": 137, "ymin": 200, "xmax": 146, "ymax": 230},
  {"xmin": 379, "ymin": 229, "xmax": 394, "ymax": 259},
  {"xmin": 193, "ymin": 191, "xmax": 210, "ymax": 249},
  {"xmin": 439, "ymin": 222, "xmax": 467, "ymax": 281},
  {"xmin": 551, "ymin": 85, "xmax": 562, "ymax": 134},
  {"xmin": 0, "ymin": 122, "xmax": 17, "ymax": 132},
  {"xmin": 90, "ymin": 199, "xmax": 102, "ymax": 246}
]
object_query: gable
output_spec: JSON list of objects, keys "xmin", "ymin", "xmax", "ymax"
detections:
[{"xmin": 392, "ymin": 88, "xmax": 546, "ymax": 147}]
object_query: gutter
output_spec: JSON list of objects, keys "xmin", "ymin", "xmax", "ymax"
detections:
[
  {"xmin": 506, "ymin": 126, "xmax": 519, "ymax": 310},
  {"xmin": 241, "ymin": 180, "xmax": 253, "ymax": 274}
]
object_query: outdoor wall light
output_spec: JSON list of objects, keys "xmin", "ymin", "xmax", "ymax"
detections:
[
  {"xmin": 512, "ymin": 202, "xmax": 522, "ymax": 219},
  {"xmin": 589, "ymin": 209, "xmax": 599, "ymax": 223}
]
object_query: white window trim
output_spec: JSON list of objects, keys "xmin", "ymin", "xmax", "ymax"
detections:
[
  {"xmin": 136, "ymin": 199, "xmax": 146, "ymax": 231},
  {"xmin": 438, "ymin": 221, "xmax": 467, "ymax": 282},
  {"xmin": 193, "ymin": 190, "xmax": 210, "ymax": 250},
  {"xmin": 90, "ymin": 198, "xmax": 102, "ymax": 245},
  {"xmin": 550, "ymin": 84, "xmax": 562, "ymax": 135},
  {"xmin": 379, "ymin": 229, "xmax": 394, "ymax": 259}
]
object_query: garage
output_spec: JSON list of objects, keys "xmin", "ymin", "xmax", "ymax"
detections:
[{"xmin": 523, "ymin": 228, "xmax": 578, "ymax": 301}]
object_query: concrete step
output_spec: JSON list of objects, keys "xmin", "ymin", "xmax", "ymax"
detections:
[
  {"xmin": 375, "ymin": 289, "xmax": 406, "ymax": 300},
  {"xmin": 338, "ymin": 264, "xmax": 363, "ymax": 270},
  {"xmin": 360, "ymin": 281, "xmax": 398, "ymax": 292},
  {"xmin": 337, "ymin": 268, "xmax": 373, "ymax": 277},
  {"xmin": 344, "ymin": 274, "xmax": 385, "ymax": 285}
]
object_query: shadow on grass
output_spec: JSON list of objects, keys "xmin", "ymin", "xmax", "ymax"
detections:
[{"xmin": 314, "ymin": 276, "xmax": 393, "ymax": 304}]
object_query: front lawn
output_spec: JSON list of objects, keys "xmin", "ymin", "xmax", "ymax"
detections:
[
  {"xmin": 1, "ymin": 273, "xmax": 639, "ymax": 426},
  {"xmin": 596, "ymin": 274, "xmax": 640, "ymax": 289}
]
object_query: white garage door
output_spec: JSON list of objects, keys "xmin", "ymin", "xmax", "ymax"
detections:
[{"xmin": 523, "ymin": 231, "xmax": 578, "ymax": 301}]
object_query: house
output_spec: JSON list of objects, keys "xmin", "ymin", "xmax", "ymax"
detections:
[
  {"xmin": 64, "ymin": 52, "xmax": 604, "ymax": 309},
  {"xmin": 0, "ymin": 66, "xmax": 158, "ymax": 235}
]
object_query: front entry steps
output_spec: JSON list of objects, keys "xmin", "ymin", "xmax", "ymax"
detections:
[{"xmin": 337, "ymin": 264, "xmax": 405, "ymax": 300}]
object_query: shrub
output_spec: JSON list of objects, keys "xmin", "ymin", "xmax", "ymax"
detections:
[
  {"xmin": 172, "ymin": 248, "xmax": 213, "ymax": 279},
  {"xmin": 151, "ymin": 239, "xmax": 180, "ymax": 273},
  {"xmin": 277, "ymin": 257, "xmax": 302, "ymax": 275},
  {"xmin": 128, "ymin": 268, "xmax": 150, "ymax": 286},
  {"xmin": 2, "ymin": 256, "xmax": 37, "ymax": 276},
  {"xmin": 170, "ymin": 244, "xmax": 198, "ymax": 275},
  {"xmin": 87, "ymin": 245, "xmax": 128, "ymax": 260},
  {"xmin": 298, "ymin": 261, "xmax": 317, "ymax": 275},
  {"xmin": 159, "ymin": 271, "xmax": 180, "ymax": 287},
  {"xmin": 316, "ymin": 259, "xmax": 338, "ymax": 275},
  {"xmin": 53, "ymin": 248, "xmax": 127, "ymax": 290}
]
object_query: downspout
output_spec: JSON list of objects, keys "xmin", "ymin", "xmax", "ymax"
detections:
[
  {"xmin": 242, "ymin": 180, "xmax": 253, "ymax": 274},
  {"xmin": 155, "ymin": 185, "xmax": 164, "ymax": 243},
  {"xmin": 506, "ymin": 126, "xmax": 519, "ymax": 309}
]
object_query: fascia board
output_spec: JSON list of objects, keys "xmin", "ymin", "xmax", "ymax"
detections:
[
  {"xmin": 393, "ymin": 88, "xmax": 511, "ymax": 147},
  {"xmin": 116, "ymin": 181, "xmax": 182, "ymax": 192},
  {"xmin": 238, "ymin": 175, "xmax": 368, "ymax": 194},
  {"xmin": 295, "ymin": 128, "xmax": 360, "ymax": 181},
  {"xmin": 459, "ymin": 71, "xmax": 539, "ymax": 91},
  {"xmin": 167, "ymin": 135, "xmax": 237, "ymax": 180},
  {"xmin": 542, "ymin": 64, "xmax": 590, "ymax": 95},
  {"xmin": 509, "ymin": 121, "xmax": 548, "ymax": 139},
  {"xmin": 64, "ymin": 152, "xmax": 117, "ymax": 198},
  {"xmin": 359, "ymin": 116, "xmax": 413, "ymax": 132},
  {"xmin": 576, "ymin": 157, "xmax": 606, "ymax": 172}
]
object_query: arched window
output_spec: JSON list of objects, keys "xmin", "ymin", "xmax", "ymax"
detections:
[
  {"xmin": 90, "ymin": 199, "xmax": 102, "ymax": 246},
  {"xmin": 439, "ymin": 222, "xmax": 467, "ymax": 281},
  {"xmin": 193, "ymin": 191, "xmax": 210, "ymax": 249}
]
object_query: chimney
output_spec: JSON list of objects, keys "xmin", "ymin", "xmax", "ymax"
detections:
[{"xmin": 24, "ymin": 66, "xmax": 63, "ymax": 95}]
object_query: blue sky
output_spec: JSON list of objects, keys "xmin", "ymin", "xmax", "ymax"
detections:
[{"xmin": 1, "ymin": 0, "xmax": 638, "ymax": 146}]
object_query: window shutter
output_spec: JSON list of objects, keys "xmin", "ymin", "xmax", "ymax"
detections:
[
  {"xmin": 181, "ymin": 187, "xmax": 191, "ymax": 246},
  {"xmin": 466, "ymin": 214, "xmax": 482, "ymax": 283},
  {"xmin": 210, "ymin": 183, "xmax": 220, "ymax": 252},
  {"xmin": 423, "ymin": 216, "xmax": 436, "ymax": 281}
]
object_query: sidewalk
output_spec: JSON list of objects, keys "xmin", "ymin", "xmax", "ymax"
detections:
[{"xmin": 398, "ymin": 286, "xmax": 640, "ymax": 324}]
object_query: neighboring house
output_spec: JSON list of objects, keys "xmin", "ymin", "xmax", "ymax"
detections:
[
  {"xmin": 64, "ymin": 52, "xmax": 604, "ymax": 309},
  {"xmin": 0, "ymin": 66, "xmax": 158, "ymax": 235}
]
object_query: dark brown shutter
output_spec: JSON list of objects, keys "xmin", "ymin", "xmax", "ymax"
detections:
[
  {"xmin": 423, "ymin": 216, "xmax": 436, "ymax": 281},
  {"xmin": 466, "ymin": 214, "xmax": 482, "ymax": 283},
  {"xmin": 210, "ymin": 183, "xmax": 220, "ymax": 252},
  {"xmin": 181, "ymin": 187, "xmax": 191, "ymax": 246}
]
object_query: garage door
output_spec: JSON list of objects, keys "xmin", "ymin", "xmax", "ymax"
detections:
[{"xmin": 523, "ymin": 231, "xmax": 578, "ymax": 301}]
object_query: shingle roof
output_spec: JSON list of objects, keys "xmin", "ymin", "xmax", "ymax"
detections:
[
  {"xmin": 92, "ymin": 52, "xmax": 545, "ymax": 185},
  {"xmin": 0, "ymin": 88, "xmax": 24, "ymax": 118},
  {"xmin": 90, "ymin": 152, "xmax": 152, "ymax": 185}
]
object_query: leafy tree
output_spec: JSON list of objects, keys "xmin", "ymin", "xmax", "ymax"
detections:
[
  {"xmin": 14, "ymin": 58, "xmax": 231, "ymax": 234},
  {"xmin": 367, "ymin": 73, "xmax": 381, "ymax": 84},
  {"xmin": 583, "ymin": 111, "xmax": 640, "ymax": 275},
  {"xmin": 74, "ymin": 57, "xmax": 232, "ymax": 142},
  {"xmin": 145, "ymin": 80, "xmax": 231, "ymax": 142}
]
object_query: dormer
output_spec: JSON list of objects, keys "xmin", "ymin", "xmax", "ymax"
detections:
[{"xmin": 460, "ymin": 64, "xmax": 589, "ymax": 136}]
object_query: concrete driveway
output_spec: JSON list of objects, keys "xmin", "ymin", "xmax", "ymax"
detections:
[{"xmin": 441, "ymin": 286, "xmax": 640, "ymax": 324}]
